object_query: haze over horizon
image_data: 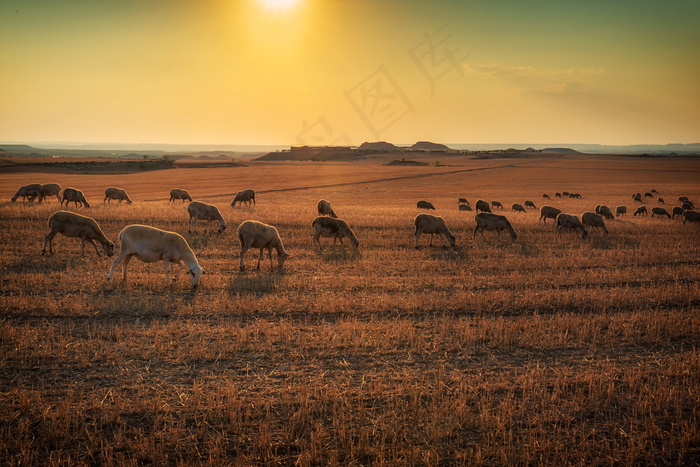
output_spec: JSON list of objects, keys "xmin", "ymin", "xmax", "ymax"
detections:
[{"xmin": 2, "ymin": 0, "xmax": 698, "ymax": 147}]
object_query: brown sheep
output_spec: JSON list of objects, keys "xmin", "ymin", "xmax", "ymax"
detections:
[
  {"xmin": 317, "ymin": 199, "xmax": 338, "ymax": 218},
  {"xmin": 615, "ymin": 206, "xmax": 627, "ymax": 217},
  {"xmin": 657, "ymin": 197, "xmax": 665, "ymax": 204},
  {"xmin": 473, "ymin": 213, "xmax": 517, "ymax": 242},
  {"xmin": 542, "ymin": 194, "xmax": 550, "ymax": 199},
  {"xmin": 458, "ymin": 197, "xmax": 468, "ymax": 204},
  {"xmin": 682, "ymin": 210, "xmax": 700, "ymax": 225},
  {"xmin": 11, "ymin": 183, "xmax": 42, "ymax": 203},
  {"xmin": 581, "ymin": 211, "xmax": 608, "ymax": 235},
  {"xmin": 682, "ymin": 202, "xmax": 694, "ymax": 211},
  {"xmin": 633, "ymin": 206, "xmax": 647, "ymax": 216},
  {"xmin": 512, "ymin": 203, "xmax": 526, "ymax": 212},
  {"xmin": 644, "ymin": 192, "xmax": 653, "ymax": 198},
  {"xmin": 475, "ymin": 199, "xmax": 491, "ymax": 213},
  {"xmin": 594, "ymin": 205, "xmax": 614, "ymax": 219},
  {"xmin": 672, "ymin": 207, "xmax": 684, "ymax": 219},
  {"xmin": 108, "ymin": 225, "xmax": 203, "ymax": 289},
  {"xmin": 237, "ymin": 220, "xmax": 289, "ymax": 271},
  {"xmin": 491, "ymin": 201, "xmax": 504, "ymax": 209},
  {"xmin": 417, "ymin": 200, "xmax": 436, "ymax": 210},
  {"xmin": 458, "ymin": 203, "xmax": 472, "ymax": 211},
  {"xmin": 42, "ymin": 210, "xmax": 114, "ymax": 257},
  {"xmin": 539, "ymin": 205, "xmax": 562, "ymax": 224},
  {"xmin": 312, "ymin": 216, "xmax": 359, "ymax": 249},
  {"xmin": 187, "ymin": 201, "xmax": 227, "ymax": 233},
  {"xmin": 651, "ymin": 207, "xmax": 671, "ymax": 218},
  {"xmin": 413, "ymin": 213, "xmax": 456, "ymax": 248},
  {"xmin": 633, "ymin": 194, "xmax": 643, "ymax": 203},
  {"xmin": 555, "ymin": 192, "xmax": 562, "ymax": 198},
  {"xmin": 61, "ymin": 187, "xmax": 91, "ymax": 208},
  {"xmin": 524, "ymin": 200, "xmax": 536, "ymax": 209},
  {"xmin": 169, "ymin": 188, "xmax": 193, "ymax": 203},
  {"xmin": 555, "ymin": 213, "xmax": 588, "ymax": 238},
  {"xmin": 104, "ymin": 187, "xmax": 133, "ymax": 205},
  {"xmin": 231, "ymin": 189, "xmax": 256, "ymax": 207},
  {"xmin": 40, "ymin": 183, "xmax": 62, "ymax": 203}
]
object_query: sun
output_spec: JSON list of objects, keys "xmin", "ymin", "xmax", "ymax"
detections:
[{"xmin": 258, "ymin": 0, "xmax": 301, "ymax": 9}]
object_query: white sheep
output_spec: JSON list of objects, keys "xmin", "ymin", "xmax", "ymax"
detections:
[
  {"xmin": 317, "ymin": 199, "xmax": 338, "ymax": 218},
  {"xmin": 61, "ymin": 187, "xmax": 91, "ymax": 208},
  {"xmin": 312, "ymin": 216, "xmax": 359, "ymax": 249},
  {"xmin": 473, "ymin": 212, "xmax": 517, "ymax": 242},
  {"xmin": 107, "ymin": 225, "xmax": 203, "ymax": 289},
  {"xmin": 237, "ymin": 220, "xmax": 289, "ymax": 271},
  {"xmin": 581, "ymin": 211, "xmax": 608, "ymax": 235},
  {"xmin": 539, "ymin": 205, "xmax": 562, "ymax": 224},
  {"xmin": 231, "ymin": 189, "xmax": 256, "ymax": 207},
  {"xmin": 11, "ymin": 183, "xmax": 42, "ymax": 203},
  {"xmin": 413, "ymin": 213, "xmax": 456, "ymax": 248},
  {"xmin": 169, "ymin": 188, "xmax": 193, "ymax": 203},
  {"xmin": 42, "ymin": 210, "xmax": 114, "ymax": 257},
  {"xmin": 104, "ymin": 187, "xmax": 133, "ymax": 205},
  {"xmin": 41, "ymin": 183, "xmax": 62, "ymax": 203},
  {"xmin": 555, "ymin": 213, "xmax": 588, "ymax": 238},
  {"xmin": 187, "ymin": 201, "xmax": 227, "ymax": 233}
]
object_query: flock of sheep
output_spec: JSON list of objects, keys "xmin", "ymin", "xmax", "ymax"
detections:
[{"xmin": 9, "ymin": 182, "xmax": 700, "ymax": 290}]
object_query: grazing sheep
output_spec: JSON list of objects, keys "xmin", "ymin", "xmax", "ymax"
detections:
[
  {"xmin": 475, "ymin": 199, "xmax": 491, "ymax": 213},
  {"xmin": 542, "ymin": 194, "xmax": 550, "ymax": 199},
  {"xmin": 672, "ymin": 207, "xmax": 684, "ymax": 219},
  {"xmin": 633, "ymin": 206, "xmax": 647, "ymax": 216},
  {"xmin": 555, "ymin": 192, "xmax": 562, "ymax": 198},
  {"xmin": 458, "ymin": 203, "xmax": 472, "ymax": 211},
  {"xmin": 682, "ymin": 201, "xmax": 695, "ymax": 210},
  {"xmin": 651, "ymin": 189, "xmax": 658, "ymax": 193},
  {"xmin": 312, "ymin": 216, "xmax": 359, "ymax": 249},
  {"xmin": 615, "ymin": 206, "xmax": 627, "ymax": 217},
  {"xmin": 555, "ymin": 213, "xmax": 588, "ymax": 238},
  {"xmin": 473, "ymin": 213, "xmax": 517, "ymax": 242},
  {"xmin": 525, "ymin": 200, "xmax": 536, "ymax": 209},
  {"xmin": 169, "ymin": 188, "xmax": 193, "ymax": 203},
  {"xmin": 491, "ymin": 201, "xmax": 504, "ymax": 209},
  {"xmin": 594, "ymin": 205, "xmax": 614, "ymax": 219},
  {"xmin": 104, "ymin": 187, "xmax": 133, "ymax": 205},
  {"xmin": 458, "ymin": 197, "xmax": 468, "ymax": 204},
  {"xmin": 682, "ymin": 210, "xmax": 700, "ymax": 225},
  {"xmin": 633, "ymin": 194, "xmax": 643, "ymax": 203},
  {"xmin": 108, "ymin": 225, "xmax": 203, "ymax": 289},
  {"xmin": 11, "ymin": 183, "xmax": 42, "ymax": 203},
  {"xmin": 562, "ymin": 191, "xmax": 570, "ymax": 197},
  {"xmin": 539, "ymin": 205, "xmax": 562, "ymax": 224},
  {"xmin": 413, "ymin": 213, "xmax": 456, "ymax": 249},
  {"xmin": 657, "ymin": 197, "xmax": 665, "ymax": 204},
  {"xmin": 651, "ymin": 207, "xmax": 671, "ymax": 219},
  {"xmin": 512, "ymin": 203, "xmax": 526, "ymax": 212},
  {"xmin": 40, "ymin": 183, "xmax": 62, "ymax": 203},
  {"xmin": 42, "ymin": 210, "xmax": 115, "ymax": 257},
  {"xmin": 644, "ymin": 192, "xmax": 653, "ymax": 198},
  {"xmin": 317, "ymin": 199, "xmax": 338, "ymax": 218},
  {"xmin": 187, "ymin": 201, "xmax": 227, "ymax": 233},
  {"xmin": 231, "ymin": 189, "xmax": 256, "ymax": 207},
  {"xmin": 581, "ymin": 211, "xmax": 608, "ymax": 235},
  {"xmin": 417, "ymin": 200, "xmax": 436, "ymax": 210},
  {"xmin": 237, "ymin": 220, "xmax": 289, "ymax": 271},
  {"xmin": 61, "ymin": 187, "xmax": 91, "ymax": 208},
  {"xmin": 632, "ymin": 193, "xmax": 641, "ymax": 200},
  {"xmin": 569, "ymin": 193, "xmax": 582, "ymax": 199},
  {"xmin": 679, "ymin": 196, "xmax": 689, "ymax": 203}
]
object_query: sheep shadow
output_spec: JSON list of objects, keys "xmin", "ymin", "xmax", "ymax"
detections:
[
  {"xmin": 315, "ymin": 247, "xmax": 362, "ymax": 264},
  {"xmin": 228, "ymin": 271, "xmax": 284, "ymax": 297},
  {"xmin": 426, "ymin": 246, "xmax": 470, "ymax": 262}
]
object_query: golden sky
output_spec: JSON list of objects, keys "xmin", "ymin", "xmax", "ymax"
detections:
[{"xmin": 1, "ymin": 0, "xmax": 699, "ymax": 146}]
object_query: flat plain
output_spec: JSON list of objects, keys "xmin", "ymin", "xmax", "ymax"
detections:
[{"xmin": 1, "ymin": 153, "xmax": 700, "ymax": 465}]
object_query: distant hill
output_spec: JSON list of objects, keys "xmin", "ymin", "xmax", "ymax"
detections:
[
  {"xmin": 410, "ymin": 141, "xmax": 450, "ymax": 151},
  {"xmin": 358, "ymin": 141, "xmax": 402, "ymax": 151},
  {"xmin": 541, "ymin": 148, "xmax": 581, "ymax": 154}
]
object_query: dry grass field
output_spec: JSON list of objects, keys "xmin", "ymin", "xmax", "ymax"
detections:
[{"xmin": 1, "ymin": 154, "xmax": 700, "ymax": 465}]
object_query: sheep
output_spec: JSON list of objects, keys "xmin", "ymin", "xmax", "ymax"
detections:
[
  {"xmin": 103, "ymin": 187, "xmax": 133, "ymax": 205},
  {"xmin": 594, "ymin": 205, "xmax": 614, "ymax": 219},
  {"xmin": 187, "ymin": 201, "xmax": 227, "ymax": 233},
  {"xmin": 169, "ymin": 188, "xmax": 193, "ymax": 203},
  {"xmin": 539, "ymin": 205, "xmax": 562, "ymax": 224},
  {"xmin": 413, "ymin": 213, "xmax": 456, "ymax": 249},
  {"xmin": 41, "ymin": 210, "xmax": 114, "ymax": 257},
  {"xmin": 542, "ymin": 193, "xmax": 550, "ymax": 199},
  {"xmin": 657, "ymin": 197, "xmax": 665, "ymax": 204},
  {"xmin": 317, "ymin": 199, "xmax": 338, "ymax": 218},
  {"xmin": 40, "ymin": 183, "xmax": 62, "ymax": 203},
  {"xmin": 651, "ymin": 189, "xmax": 658, "ymax": 193},
  {"xmin": 633, "ymin": 206, "xmax": 647, "ymax": 216},
  {"xmin": 458, "ymin": 197, "xmax": 468, "ymax": 204},
  {"xmin": 237, "ymin": 220, "xmax": 289, "ymax": 271},
  {"xmin": 512, "ymin": 203, "xmax": 526, "ymax": 212},
  {"xmin": 417, "ymin": 200, "xmax": 435, "ymax": 210},
  {"xmin": 651, "ymin": 207, "xmax": 671, "ymax": 219},
  {"xmin": 562, "ymin": 191, "xmax": 570, "ymax": 197},
  {"xmin": 682, "ymin": 201, "xmax": 695, "ymax": 210},
  {"xmin": 458, "ymin": 203, "xmax": 472, "ymax": 211},
  {"xmin": 525, "ymin": 200, "xmax": 536, "ymax": 209},
  {"xmin": 491, "ymin": 201, "xmax": 504, "ymax": 209},
  {"xmin": 555, "ymin": 213, "xmax": 588, "ymax": 238},
  {"xmin": 475, "ymin": 199, "xmax": 491, "ymax": 213},
  {"xmin": 633, "ymin": 194, "xmax": 643, "ymax": 203},
  {"xmin": 312, "ymin": 216, "xmax": 359, "ymax": 249},
  {"xmin": 615, "ymin": 206, "xmax": 627, "ymax": 217},
  {"xmin": 644, "ymin": 192, "xmax": 653, "ymax": 198},
  {"xmin": 581, "ymin": 211, "xmax": 608, "ymax": 235},
  {"xmin": 11, "ymin": 183, "xmax": 42, "ymax": 203},
  {"xmin": 473, "ymin": 212, "xmax": 517, "ymax": 242},
  {"xmin": 682, "ymin": 210, "xmax": 700, "ymax": 225},
  {"xmin": 679, "ymin": 196, "xmax": 689, "ymax": 203},
  {"xmin": 231, "ymin": 189, "xmax": 256, "ymax": 207},
  {"xmin": 108, "ymin": 225, "xmax": 203, "ymax": 288},
  {"xmin": 672, "ymin": 207, "xmax": 684, "ymax": 219},
  {"xmin": 555, "ymin": 192, "xmax": 562, "ymax": 198},
  {"xmin": 61, "ymin": 187, "xmax": 90, "ymax": 208},
  {"xmin": 569, "ymin": 193, "xmax": 582, "ymax": 199}
]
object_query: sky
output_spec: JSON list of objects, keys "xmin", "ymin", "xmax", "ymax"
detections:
[{"xmin": 1, "ymin": 0, "xmax": 699, "ymax": 147}]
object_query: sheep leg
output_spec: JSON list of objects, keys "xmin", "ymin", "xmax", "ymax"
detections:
[
  {"xmin": 313, "ymin": 232, "xmax": 322, "ymax": 249},
  {"xmin": 163, "ymin": 259, "xmax": 172, "ymax": 284},
  {"xmin": 414, "ymin": 231, "xmax": 421, "ymax": 249},
  {"xmin": 496, "ymin": 230, "xmax": 501, "ymax": 243},
  {"xmin": 87, "ymin": 238, "xmax": 101, "ymax": 257},
  {"xmin": 108, "ymin": 252, "xmax": 131, "ymax": 281},
  {"xmin": 41, "ymin": 230, "xmax": 59, "ymax": 255},
  {"xmin": 256, "ymin": 248, "xmax": 264, "ymax": 270},
  {"xmin": 239, "ymin": 244, "xmax": 250, "ymax": 271}
]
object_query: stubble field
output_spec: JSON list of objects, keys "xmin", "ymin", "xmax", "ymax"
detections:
[{"xmin": 1, "ymin": 154, "xmax": 700, "ymax": 465}]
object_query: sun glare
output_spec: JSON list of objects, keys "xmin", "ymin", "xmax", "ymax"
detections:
[{"xmin": 259, "ymin": 0, "xmax": 301, "ymax": 10}]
